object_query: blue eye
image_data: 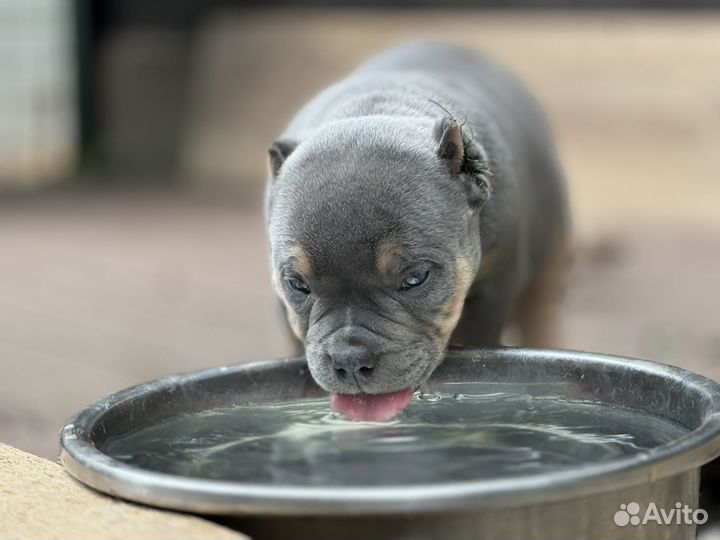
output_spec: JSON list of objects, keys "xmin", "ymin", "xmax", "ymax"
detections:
[
  {"xmin": 288, "ymin": 277, "xmax": 311, "ymax": 295},
  {"xmin": 399, "ymin": 270, "xmax": 429, "ymax": 291}
]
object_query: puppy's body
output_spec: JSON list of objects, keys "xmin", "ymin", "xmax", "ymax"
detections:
[{"xmin": 266, "ymin": 43, "xmax": 569, "ymax": 413}]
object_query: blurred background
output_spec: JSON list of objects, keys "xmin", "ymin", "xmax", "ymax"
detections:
[{"xmin": 0, "ymin": 0, "xmax": 718, "ymax": 460}]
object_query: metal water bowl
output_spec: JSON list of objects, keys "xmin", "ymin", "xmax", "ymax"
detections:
[{"xmin": 60, "ymin": 348, "xmax": 720, "ymax": 539}]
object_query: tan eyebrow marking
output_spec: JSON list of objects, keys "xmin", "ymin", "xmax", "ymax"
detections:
[
  {"xmin": 375, "ymin": 241, "xmax": 403, "ymax": 276},
  {"xmin": 289, "ymin": 244, "xmax": 313, "ymax": 277}
]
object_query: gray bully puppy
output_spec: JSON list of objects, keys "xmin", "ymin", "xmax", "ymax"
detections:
[{"xmin": 266, "ymin": 42, "xmax": 570, "ymax": 421}]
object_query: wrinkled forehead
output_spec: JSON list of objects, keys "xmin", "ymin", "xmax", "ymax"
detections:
[
  {"xmin": 270, "ymin": 185, "xmax": 454, "ymax": 279},
  {"xmin": 268, "ymin": 123, "xmax": 463, "ymax": 275},
  {"xmin": 270, "ymin": 194, "xmax": 404, "ymax": 276}
]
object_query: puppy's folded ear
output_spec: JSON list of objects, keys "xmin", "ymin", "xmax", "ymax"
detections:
[
  {"xmin": 435, "ymin": 117, "xmax": 492, "ymax": 209},
  {"xmin": 268, "ymin": 139, "xmax": 298, "ymax": 177}
]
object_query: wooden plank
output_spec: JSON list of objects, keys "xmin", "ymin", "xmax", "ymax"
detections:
[{"xmin": 0, "ymin": 443, "xmax": 248, "ymax": 539}]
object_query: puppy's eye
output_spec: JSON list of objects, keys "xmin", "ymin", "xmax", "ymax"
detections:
[
  {"xmin": 288, "ymin": 276, "xmax": 311, "ymax": 295},
  {"xmin": 399, "ymin": 270, "xmax": 429, "ymax": 291}
]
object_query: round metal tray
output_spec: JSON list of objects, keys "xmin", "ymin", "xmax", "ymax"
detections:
[{"xmin": 60, "ymin": 348, "xmax": 720, "ymax": 516}]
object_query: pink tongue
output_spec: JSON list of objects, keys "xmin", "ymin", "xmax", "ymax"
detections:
[{"xmin": 330, "ymin": 388, "xmax": 415, "ymax": 421}]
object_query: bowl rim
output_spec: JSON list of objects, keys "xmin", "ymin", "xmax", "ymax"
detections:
[{"xmin": 59, "ymin": 348, "xmax": 720, "ymax": 516}]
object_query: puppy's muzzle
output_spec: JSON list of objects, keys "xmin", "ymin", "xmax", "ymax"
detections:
[{"xmin": 325, "ymin": 326, "xmax": 381, "ymax": 387}]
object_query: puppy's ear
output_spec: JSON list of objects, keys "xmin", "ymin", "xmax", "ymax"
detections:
[
  {"xmin": 435, "ymin": 117, "xmax": 492, "ymax": 209},
  {"xmin": 268, "ymin": 139, "xmax": 298, "ymax": 177},
  {"xmin": 436, "ymin": 117, "xmax": 465, "ymax": 175}
]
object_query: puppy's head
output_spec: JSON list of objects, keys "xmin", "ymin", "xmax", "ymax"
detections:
[{"xmin": 267, "ymin": 116, "xmax": 491, "ymax": 403}]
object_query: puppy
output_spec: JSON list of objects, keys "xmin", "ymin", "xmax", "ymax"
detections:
[{"xmin": 265, "ymin": 42, "xmax": 570, "ymax": 421}]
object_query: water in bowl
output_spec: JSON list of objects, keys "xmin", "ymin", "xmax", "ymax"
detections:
[{"xmin": 102, "ymin": 392, "xmax": 686, "ymax": 486}]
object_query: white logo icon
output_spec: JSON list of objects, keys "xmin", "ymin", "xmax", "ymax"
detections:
[
  {"xmin": 614, "ymin": 502, "xmax": 641, "ymax": 527},
  {"xmin": 613, "ymin": 502, "xmax": 708, "ymax": 527}
]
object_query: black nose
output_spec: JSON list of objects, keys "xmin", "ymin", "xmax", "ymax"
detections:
[{"xmin": 328, "ymin": 345, "xmax": 377, "ymax": 382}]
